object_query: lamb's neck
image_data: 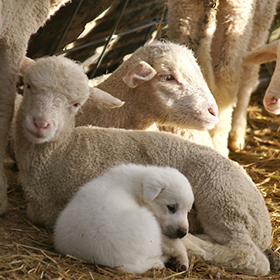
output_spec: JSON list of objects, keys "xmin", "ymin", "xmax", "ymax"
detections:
[
  {"xmin": 77, "ymin": 72, "xmax": 154, "ymax": 129},
  {"xmin": 17, "ymin": 134, "xmax": 69, "ymax": 168},
  {"xmin": 15, "ymin": 114, "xmax": 73, "ymax": 169}
]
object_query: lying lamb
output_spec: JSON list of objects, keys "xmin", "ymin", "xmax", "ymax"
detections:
[
  {"xmin": 6, "ymin": 40, "xmax": 218, "ymax": 161},
  {"xmin": 245, "ymin": 39, "xmax": 280, "ymax": 114},
  {"xmin": 14, "ymin": 55, "xmax": 272, "ymax": 275},
  {"xmin": 167, "ymin": 0, "xmax": 278, "ymax": 156},
  {"xmin": 0, "ymin": 0, "xmax": 69, "ymax": 215},
  {"xmin": 54, "ymin": 164, "xmax": 194, "ymax": 273}
]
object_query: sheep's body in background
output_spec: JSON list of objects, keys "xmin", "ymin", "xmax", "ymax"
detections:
[
  {"xmin": 14, "ymin": 55, "xmax": 271, "ymax": 275},
  {"xmin": 0, "ymin": 0, "xmax": 69, "ymax": 215},
  {"xmin": 167, "ymin": 0, "xmax": 278, "ymax": 156}
]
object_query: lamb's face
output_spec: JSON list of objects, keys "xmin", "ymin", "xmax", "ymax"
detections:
[
  {"xmin": 263, "ymin": 65, "xmax": 280, "ymax": 115},
  {"xmin": 149, "ymin": 43, "xmax": 219, "ymax": 130},
  {"xmin": 22, "ymin": 56, "xmax": 89, "ymax": 144},
  {"xmin": 142, "ymin": 167, "xmax": 194, "ymax": 239},
  {"xmin": 127, "ymin": 42, "xmax": 219, "ymax": 131}
]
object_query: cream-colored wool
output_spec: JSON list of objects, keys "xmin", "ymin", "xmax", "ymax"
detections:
[
  {"xmin": 0, "ymin": 0, "xmax": 69, "ymax": 215},
  {"xmin": 167, "ymin": 0, "xmax": 278, "ymax": 156},
  {"xmin": 15, "ymin": 55, "xmax": 271, "ymax": 275}
]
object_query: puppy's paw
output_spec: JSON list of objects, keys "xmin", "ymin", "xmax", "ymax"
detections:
[
  {"xmin": 165, "ymin": 256, "xmax": 189, "ymax": 272},
  {"xmin": 176, "ymin": 254, "xmax": 189, "ymax": 271},
  {"xmin": 162, "ymin": 237, "xmax": 189, "ymax": 271}
]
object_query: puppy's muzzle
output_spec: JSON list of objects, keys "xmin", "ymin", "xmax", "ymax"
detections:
[
  {"xmin": 165, "ymin": 226, "xmax": 187, "ymax": 239},
  {"xmin": 176, "ymin": 227, "xmax": 187, "ymax": 238}
]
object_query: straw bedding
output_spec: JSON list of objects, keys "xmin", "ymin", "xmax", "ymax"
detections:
[{"xmin": 1, "ymin": 82, "xmax": 280, "ymax": 279}]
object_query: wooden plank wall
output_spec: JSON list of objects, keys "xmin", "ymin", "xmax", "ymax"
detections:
[{"xmin": 27, "ymin": 0, "xmax": 167, "ymax": 78}]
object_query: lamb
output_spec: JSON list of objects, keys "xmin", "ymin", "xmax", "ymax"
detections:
[
  {"xmin": 6, "ymin": 40, "xmax": 217, "ymax": 162},
  {"xmin": 14, "ymin": 54, "xmax": 272, "ymax": 275},
  {"xmin": 0, "ymin": 0, "xmax": 70, "ymax": 215},
  {"xmin": 245, "ymin": 39, "xmax": 280, "ymax": 114},
  {"xmin": 6, "ymin": 40, "xmax": 218, "ymax": 161},
  {"xmin": 167, "ymin": 0, "xmax": 278, "ymax": 156},
  {"xmin": 54, "ymin": 164, "xmax": 194, "ymax": 273},
  {"xmin": 76, "ymin": 41, "xmax": 219, "ymax": 135}
]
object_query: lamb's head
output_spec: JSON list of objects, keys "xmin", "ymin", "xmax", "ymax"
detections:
[
  {"xmin": 245, "ymin": 40, "xmax": 280, "ymax": 114},
  {"xmin": 19, "ymin": 56, "xmax": 90, "ymax": 143},
  {"xmin": 123, "ymin": 41, "xmax": 219, "ymax": 130},
  {"xmin": 20, "ymin": 56, "xmax": 122, "ymax": 144},
  {"xmin": 142, "ymin": 166, "xmax": 194, "ymax": 239},
  {"xmin": 263, "ymin": 40, "xmax": 280, "ymax": 115}
]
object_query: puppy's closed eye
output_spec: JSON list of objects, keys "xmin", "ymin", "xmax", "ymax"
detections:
[{"xmin": 167, "ymin": 204, "xmax": 178, "ymax": 214}]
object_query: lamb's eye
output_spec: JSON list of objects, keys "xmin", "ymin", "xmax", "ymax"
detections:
[
  {"xmin": 167, "ymin": 204, "xmax": 178, "ymax": 214},
  {"xmin": 26, "ymin": 84, "xmax": 31, "ymax": 89},
  {"xmin": 161, "ymin": 75, "xmax": 175, "ymax": 81},
  {"xmin": 73, "ymin": 103, "xmax": 80, "ymax": 108}
]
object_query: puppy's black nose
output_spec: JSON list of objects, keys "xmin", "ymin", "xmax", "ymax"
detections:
[{"xmin": 176, "ymin": 228, "xmax": 187, "ymax": 238}]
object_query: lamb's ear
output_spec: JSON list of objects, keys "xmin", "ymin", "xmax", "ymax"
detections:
[
  {"xmin": 123, "ymin": 61, "xmax": 157, "ymax": 88},
  {"xmin": 143, "ymin": 182, "xmax": 164, "ymax": 202},
  {"xmin": 89, "ymin": 87, "xmax": 125, "ymax": 109},
  {"xmin": 20, "ymin": 57, "xmax": 35, "ymax": 76},
  {"xmin": 244, "ymin": 40, "xmax": 279, "ymax": 64}
]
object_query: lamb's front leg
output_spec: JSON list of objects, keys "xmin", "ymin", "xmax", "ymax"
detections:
[
  {"xmin": 161, "ymin": 235, "xmax": 189, "ymax": 271},
  {"xmin": 0, "ymin": 47, "xmax": 17, "ymax": 215}
]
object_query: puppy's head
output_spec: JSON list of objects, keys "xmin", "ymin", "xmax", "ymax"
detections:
[{"xmin": 142, "ymin": 166, "xmax": 194, "ymax": 239}]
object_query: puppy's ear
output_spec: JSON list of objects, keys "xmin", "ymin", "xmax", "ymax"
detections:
[{"xmin": 143, "ymin": 182, "xmax": 164, "ymax": 202}]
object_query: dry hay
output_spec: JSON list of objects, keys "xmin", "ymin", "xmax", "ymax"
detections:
[{"xmin": 2, "ymin": 86, "xmax": 280, "ymax": 280}]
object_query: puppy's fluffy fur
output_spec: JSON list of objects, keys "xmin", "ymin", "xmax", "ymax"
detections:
[{"xmin": 54, "ymin": 164, "xmax": 194, "ymax": 273}]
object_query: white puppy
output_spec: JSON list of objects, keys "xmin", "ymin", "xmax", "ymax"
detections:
[{"xmin": 53, "ymin": 164, "xmax": 194, "ymax": 273}]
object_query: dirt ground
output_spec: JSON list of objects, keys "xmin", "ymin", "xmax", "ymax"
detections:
[{"xmin": 1, "ymin": 78, "xmax": 280, "ymax": 279}]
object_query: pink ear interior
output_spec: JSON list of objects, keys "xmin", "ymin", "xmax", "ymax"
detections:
[
  {"xmin": 19, "ymin": 57, "xmax": 36, "ymax": 76},
  {"xmin": 89, "ymin": 87, "xmax": 124, "ymax": 109},
  {"xmin": 123, "ymin": 61, "xmax": 157, "ymax": 88}
]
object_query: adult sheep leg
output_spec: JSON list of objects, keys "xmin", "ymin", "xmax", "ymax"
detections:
[
  {"xmin": 168, "ymin": 0, "xmax": 256, "ymax": 156},
  {"xmin": 209, "ymin": 0, "xmax": 256, "ymax": 156},
  {"xmin": 229, "ymin": 0, "xmax": 278, "ymax": 151},
  {"xmin": 0, "ymin": 0, "xmax": 69, "ymax": 215}
]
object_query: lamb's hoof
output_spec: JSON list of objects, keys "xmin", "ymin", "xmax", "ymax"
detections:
[
  {"xmin": 228, "ymin": 133, "xmax": 245, "ymax": 152},
  {"xmin": 0, "ymin": 196, "xmax": 8, "ymax": 216}
]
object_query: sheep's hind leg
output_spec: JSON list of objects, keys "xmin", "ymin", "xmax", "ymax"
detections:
[
  {"xmin": 229, "ymin": 0, "xmax": 278, "ymax": 151},
  {"xmin": 210, "ymin": 0, "xmax": 255, "ymax": 156},
  {"xmin": 182, "ymin": 234, "xmax": 270, "ymax": 275},
  {"xmin": 229, "ymin": 64, "xmax": 259, "ymax": 151}
]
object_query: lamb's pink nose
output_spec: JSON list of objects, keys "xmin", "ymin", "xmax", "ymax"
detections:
[
  {"xmin": 208, "ymin": 103, "xmax": 218, "ymax": 117},
  {"xmin": 34, "ymin": 118, "xmax": 50, "ymax": 130},
  {"xmin": 267, "ymin": 96, "xmax": 278, "ymax": 105}
]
